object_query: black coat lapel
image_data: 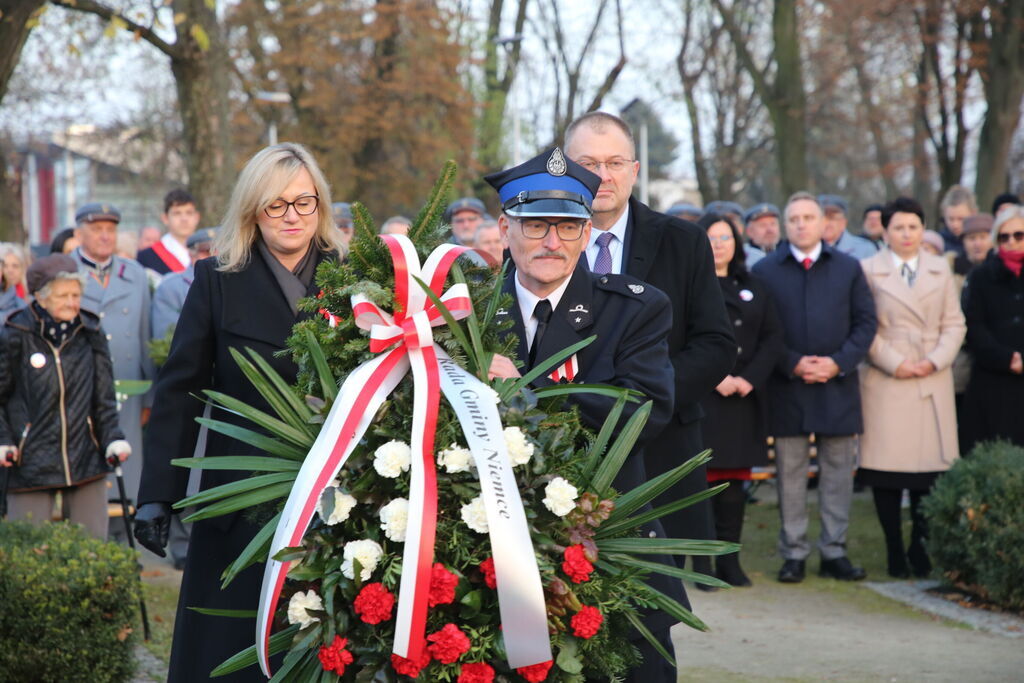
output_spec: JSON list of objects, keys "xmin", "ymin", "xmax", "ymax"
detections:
[
  {"xmin": 624, "ymin": 198, "xmax": 662, "ymax": 281},
  {"xmin": 496, "ymin": 270, "xmax": 529, "ymax": 367},
  {"xmin": 533, "ymin": 264, "xmax": 594, "ymax": 376}
]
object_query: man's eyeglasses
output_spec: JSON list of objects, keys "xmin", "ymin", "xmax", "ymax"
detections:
[
  {"xmin": 516, "ymin": 218, "xmax": 586, "ymax": 241},
  {"xmin": 575, "ymin": 158, "xmax": 635, "ymax": 173},
  {"xmin": 265, "ymin": 195, "xmax": 319, "ymax": 219},
  {"xmin": 997, "ymin": 230, "xmax": 1024, "ymax": 244}
]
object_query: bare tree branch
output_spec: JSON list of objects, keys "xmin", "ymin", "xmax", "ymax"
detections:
[{"xmin": 51, "ymin": 0, "xmax": 181, "ymax": 58}]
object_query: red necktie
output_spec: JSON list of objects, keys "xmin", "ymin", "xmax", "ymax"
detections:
[{"xmin": 802, "ymin": 257, "xmax": 813, "ymax": 271}]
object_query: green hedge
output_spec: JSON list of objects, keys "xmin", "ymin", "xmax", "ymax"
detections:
[
  {"xmin": 923, "ymin": 440, "xmax": 1024, "ymax": 611},
  {"xmin": 0, "ymin": 522, "xmax": 140, "ymax": 682}
]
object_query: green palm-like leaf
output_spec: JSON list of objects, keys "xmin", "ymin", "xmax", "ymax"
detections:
[
  {"xmin": 450, "ymin": 262, "xmax": 491, "ymax": 380},
  {"xmin": 597, "ymin": 537, "xmax": 740, "ymax": 556},
  {"xmin": 175, "ymin": 471, "xmax": 297, "ymax": 510},
  {"xmin": 210, "ymin": 624, "xmax": 299, "ymax": 677},
  {"xmin": 596, "ymin": 483, "xmax": 729, "ymax": 538},
  {"xmin": 589, "ymin": 401, "xmax": 652, "ymax": 497},
  {"xmin": 228, "ymin": 348, "xmax": 312, "ymax": 436},
  {"xmin": 204, "ymin": 390, "xmax": 314, "ymax": 449},
  {"xmin": 303, "ymin": 329, "xmax": 338, "ymax": 402},
  {"xmin": 412, "ymin": 274, "xmax": 478, "ymax": 373},
  {"xmin": 240, "ymin": 347, "xmax": 313, "ymax": 424},
  {"xmin": 172, "ymin": 456, "xmax": 301, "ymax": 473},
  {"xmin": 188, "ymin": 607, "xmax": 258, "ymax": 618},
  {"xmin": 605, "ymin": 553, "xmax": 730, "ymax": 588},
  {"xmin": 646, "ymin": 583, "xmax": 709, "ymax": 631},
  {"xmin": 481, "ymin": 261, "xmax": 509, "ymax": 327},
  {"xmin": 581, "ymin": 392, "xmax": 628, "ymax": 480},
  {"xmin": 622, "ymin": 610, "xmax": 676, "ymax": 667},
  {"xmin": 501, "ymin": 335, "xmax": 597, "ymax": 401},
  {"xmin": 193, "ymin": 418, "xmax": 308, "ymax": 460},
  {"xmin": 606, "ymin": 450, "xmax": 713, "ymax": 522},
  {"xmin": 532, "ymin": 384, "xmax": 643, "ymax": 401},
  {"xmin": 221, "ymin": 513, "xmax": 280, "ymax": 588},
  {"xmin": 182, "ymin": 481, "xmax": 295, "ymax": 523}
]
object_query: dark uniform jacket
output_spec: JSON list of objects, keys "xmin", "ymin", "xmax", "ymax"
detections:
[
  {"xmin": 961, "ymin": 251, "xmax": 1024, "ymax": 449},
  {"xmin": 0, "ymin": 306, "xmax": 123, "ymax": 491},
  {"xmin": 752, "ymin": 244, "xmax": 877, "ymax": 436},
  {"xmin": 497, "ymin": 261, "xmax": 675, "ymax": 458},
  {"xmin": 138, "ymin": 247, "xmax": 335, "ymax": 683},
  {"xmin": 700, "ymin": 273, "xmax": 785, "ymax": 469}
]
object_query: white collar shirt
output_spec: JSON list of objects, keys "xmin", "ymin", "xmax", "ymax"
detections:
[
  {"xmin": 789, "ymin": 241, "xmax": 823, "ymax": 265},
  {"xmin": 515, "ymin": 272, "xmax": 572, "ymax": 351},
  {"xmin": 585, "ymin": 205, "xmax": 630, "ymax": 274}
]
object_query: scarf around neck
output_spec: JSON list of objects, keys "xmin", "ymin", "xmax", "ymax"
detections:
[
  {"xmin": 998, "ymin": 247, "xmax": 1024, "ymax": 277},
  {"xmin": 257, "ymin": 237, "xmax": 318, "ymax": 316},
  {"xmin": 32, "ymin": 300, "xmax": 82, "ymax": 347}
]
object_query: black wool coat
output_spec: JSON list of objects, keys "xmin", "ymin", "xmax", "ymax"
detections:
[
  {"xmin": 0, "ymin": 307, "xmax": 124, "ymax": 491},
  {"xmin": 752, "ymin": 244, "xmax": 877, "ymax": 436},
  {"xmin": 700, "ymin": 273, "xmax": 786, "ymax": 469},
  {"xmin": 138, "ymin": 247, "xmax": 335, "ymax": 683},
  {"xmin": 622, "ymin": 199, "xmax": 736, "ymax": 548},
  {"xmin": 961, "ymin": 252, "xmax": 1024, "ymax": 449}
]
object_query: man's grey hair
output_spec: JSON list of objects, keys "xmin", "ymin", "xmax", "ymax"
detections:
[{"xmin": 473, "ymin": 219, "xmax": 499, "ymax": 241}]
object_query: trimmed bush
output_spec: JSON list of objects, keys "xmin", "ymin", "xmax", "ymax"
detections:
[
  {"xmin": 923, "ymin": 440, "xmax": 1024, "ymax": 611},
  {"xmin": 0, "ymin": 521, "xmax": 140, "ymax": 682}
]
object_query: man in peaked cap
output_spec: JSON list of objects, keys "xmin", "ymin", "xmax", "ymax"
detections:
[
  {"xmin": 485, "ymin": 147, "xmax": 683, "ymax": 681},
  {"xmin": 819, "ymin": 194, "xmax": 876, "ymax": 260},
  {"xmin": 743, "ymin": 202, "xmax": 782, "ymax": 267},
  {"xmin": 704, "ymin": 200, "xmax": 744, "ymax": 228},
  {"xmin": 73, "ymin": 201, "xmax": 155, "ymax": 542},
  {"xmin": 443, "ymin": 196, "xmax": 486, "ymax": 246}
]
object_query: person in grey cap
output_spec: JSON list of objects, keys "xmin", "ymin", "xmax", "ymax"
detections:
[
  {"xmin": 331, "ymin": 201, "xmax": 354, "ymax": 249},
  {"xmin": 444, "ymin": 196, "xmax": 486, "ymax": 245},
  {"xmin": 72, "ymin": 200, "xmax": 154, "ymax": 537},
  {"xmin": 704, "ymin": 200, "xmax": 744, "ymax": 228},
  {"xmin": 666, "ymin": 201, "xmax": 703, "ymax": 222},
  {"xmin": 0, "ymin": 253, "xmax": 131, "ymax": 539},
  {"xmin": 743, "ymin": 202, "xmax": 782, "ymax": 267},
  {"xmin": 819, "ymin": 194, "xmax": 876, "ymax": 260}
]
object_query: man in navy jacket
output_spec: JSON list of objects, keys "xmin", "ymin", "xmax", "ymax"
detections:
[{"xmin": 753, "ymin": 192, "xmax": 877, "ymax": 583}]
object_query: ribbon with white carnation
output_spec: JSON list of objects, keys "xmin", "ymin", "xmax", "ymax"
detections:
[{"xmin": 255, "ymin": 235, "xmax": 551, "ymax": 677}]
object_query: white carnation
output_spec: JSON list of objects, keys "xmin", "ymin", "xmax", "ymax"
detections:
[
  {"xmin": 379, "ymin": 498, "xmax": 409, "ymax": 542},
  {"xmin": 341, "ymin": 539, "xmax": 384, "ymax": 581},
  {"xmin": 286, "ymin": 589, "xmax": 323, "ymax": 628},
  {"xmin": 542, "ymin": 477, "xmax": 579, "ymax": 517},
  {"xmin": 317, "ymin": 486, "xmax": 357, "ymax": 526},
  {"xmin": 438, "ymin": 443, "xmax": 474, "ymax": 474},
  {"xmin": 504, "ymin": 426, "xmax": 535, "ymax": 466},
  {"xmin": 373, "ymin": 440, "xmax": 411, "ymax": 478},
  {"xmin": 460, "ymin": 495, "xmax": 490, "ymax": 534}
]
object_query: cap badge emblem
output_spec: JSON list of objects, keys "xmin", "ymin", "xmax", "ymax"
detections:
[
  {"xmin": 628, "ymin": 284, "xmax": 645, "ymax": 294},
  {"xmin": 547, "ymin": 147, "xmax": 567, "ymax": 176}
]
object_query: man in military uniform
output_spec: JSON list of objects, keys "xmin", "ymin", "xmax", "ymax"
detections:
[
  {"xmin": 485, "ymin": 148, "xmax": 680, "ymax": 681},
  {"xmin": 332, "ymin": 202, "xmax": 354, "ymax": 249},
  {"xmin": 443, "ymin": 196, "xmax": 486, "ymax": 246},
  {"xmin": 744, "ymin": 202, "xmax": 783, "ymax": 267},
  {"xmin": 73, "ymin": 202, "xmax": 154, "ymax": 538},
  {"xmin": 151, "ymin": 227, "xmax": 217, "ymax": 339}
]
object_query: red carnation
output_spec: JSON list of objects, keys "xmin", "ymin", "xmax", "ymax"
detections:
[
  {"xmin": 391, "ymin": 650, "xmax": 432, "ymax": 677},
  {"xmin": 571, "ymin": 605, "xmax": 604, "ymax": 639},
  {"xmin": 479, "ymin": 557, "xmax": 497, "ymax": 589},
  {"xmin": 427, "ymin": 623, "xmax": 472, "ymax": 664},
  {"xmin": 458, "ymin": 661, "xmax": 495, "ymax": 683},
  {"xmin": 428, "ymin": 563, "xmax": 459, "ymax": 607},
  {"xmin": 354, "ymin": 582, "xmax": 395, "ymax": 624},
  {"xmin": 318, "ymin": 635, "xmax": 354, "ymax": 675},
  {"xmin": 562, "ymin": 544, "xmax": 594, "ymax": 584},
  {"xmin": 516, "ymin": 660, "xmax": 554, "ymax": 682}
]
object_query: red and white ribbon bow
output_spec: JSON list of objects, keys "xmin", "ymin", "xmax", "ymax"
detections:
[{"xmin": 254, "ymin": 235, "xmax": 550, "ymax": 677}]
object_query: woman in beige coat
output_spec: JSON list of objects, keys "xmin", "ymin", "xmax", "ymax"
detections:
[{"xmin": 859, "ymin": 197, "xmax": 966, "ymax": 578}]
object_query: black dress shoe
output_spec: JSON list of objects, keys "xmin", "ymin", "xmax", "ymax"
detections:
[
  {"xmin": 819, "ymin": 556, "xmax": 867, "ymax": 581},
  {"xmin": 717, "ymin": 554, "xmax": 753, "ymax": 587},
  {"xmin": 778, "ymin": 559, "xmax": 805, "ymax": 583}
]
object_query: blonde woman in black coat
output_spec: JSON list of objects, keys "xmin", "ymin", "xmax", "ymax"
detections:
[{"xmin": 699, "ymin": 213, "xmax": 785, "ymax": 586}]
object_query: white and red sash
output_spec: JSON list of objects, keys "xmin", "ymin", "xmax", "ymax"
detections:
[{"xmin": 150, "ymin": 238, "xmax": 187, "ymax": 273}]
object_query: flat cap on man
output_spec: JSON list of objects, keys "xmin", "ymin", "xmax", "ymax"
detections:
[
  {"xmin": 27, "ymin": 253, "xmax": 79, "ymax": 294},
  {"xmin": 744, "ymin": 202, "xmax": 781, "ymax": 224},
  {"xmin": 666, "ymin": 202, "xmax": 703, "ymax": 219},
  {"xmin": 75, "ymin": 202, "xmax": 121, "ymax": 225},
  {"xmin": 704, "ymin": 200, "xmax": 744, "ymax": 218},
  {"xmin": 484, "ymin": 147, "xmax": 601, "ymax": 219},
  {"xmin": 443, "ymin": 197, "xmax": 486, "ymax": 223},
  {"xmin": 962, "ymin": 213, "xmax": 994, "ymax": 236},
  {"xmin": 817, "ymin": 194, "xmax": 849, "ymax": 215},
  {"xmin": 331, "ymin": 202, "xmax": 353, "ymax": 222},
  {"xmin": 187, "ymin": 227, "xmax": 219, "ymax": 249}
]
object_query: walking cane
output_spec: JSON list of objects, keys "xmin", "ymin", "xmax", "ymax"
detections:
[
  {"xmin": 109, "ymin": 457, "xmax": 152, "ymax": 641},
  {"xmin": 0, "ymin": 467, "xmax": 9, "ymax": 519}
]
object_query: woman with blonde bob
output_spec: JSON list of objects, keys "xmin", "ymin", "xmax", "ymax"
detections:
[{"xmin": 133, "ymin": 143, "xmax": 342, "ymax": 682}]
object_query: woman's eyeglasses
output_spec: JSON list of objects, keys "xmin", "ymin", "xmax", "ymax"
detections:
[
  {"xmin": 997, "ymin": 230, "xmax": 1024, "ymax": 244},
  {"xmin": 265, "ymin": 195, "xmax": 319, "ymax": 218}
]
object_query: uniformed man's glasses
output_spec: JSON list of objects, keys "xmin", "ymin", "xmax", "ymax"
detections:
[
  {"xmin": 265, "ymin": 195, "xmax": 319, "ymax": 218},
  {"xmin": 575, "ymin": 157, "xmax": 635, "ymax": 173},
  {"xmin": 516, "ymin": 218, "xmax": 586, "ymax": 241}
]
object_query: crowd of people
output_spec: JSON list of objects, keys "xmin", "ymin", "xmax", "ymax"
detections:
[{"xmin": 0, "ymin": 110, "xmax": 1022, "ymax": 681}]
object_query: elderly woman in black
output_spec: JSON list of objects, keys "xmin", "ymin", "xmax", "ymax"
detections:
[
  {"xmin": 699, "ymin": 213, "xmax": 785, "ymax": 586},
  {"xmin": 0, "ymin": 254, "xmax": 130, "ymax": 538},
  {"xmin": 132, "ymin": 143, "xmax": 343, "ymax": 682},
  {"xmin": 961, "ymin": 205, "xmax": 1024, "ymax": 449}
]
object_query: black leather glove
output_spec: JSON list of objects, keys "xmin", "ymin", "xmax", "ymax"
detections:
[{"xmin": 134, "ymin": 502, "xmax": 172, "ymax": 557}]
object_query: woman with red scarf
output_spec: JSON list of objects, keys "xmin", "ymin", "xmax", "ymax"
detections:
[{"xmin": 961, "ymin": 205, "xmax": 1024, "ymax": 450}]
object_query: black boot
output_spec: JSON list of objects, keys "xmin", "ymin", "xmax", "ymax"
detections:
[
  {"xmin": 692, "ymin": 555, "xmax": 719, "ymax": 592},
  {"xmin": 872, "ymin": 487, "xmax": 909, "ymax": 578},
  {"xmin": 907, "ymin": 491, "xmax": 932, "ymax": 578},
  {"xmin": 713, "ymin": 480, "xmax": 752, "ymax": 587}
]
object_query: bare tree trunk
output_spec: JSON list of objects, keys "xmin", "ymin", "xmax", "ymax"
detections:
[
  {"xmin": 974, "ymin": 0, "xmax": 1024, "ymax": 211},
  {"xmin": 476, "ymin": 0, "xmax": 529, "ymax": 176},
  {"xmin": 847, "ymin": 34, "xmax": 899, "ymax": 198},
  {"xmin": 0, "ymin": 0, "xmax": 45, "ymax": 105}
]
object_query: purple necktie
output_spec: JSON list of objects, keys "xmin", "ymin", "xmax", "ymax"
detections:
[{"xmin": 593, "ymin": 231, "xmax": 615, "ymax": 274}]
